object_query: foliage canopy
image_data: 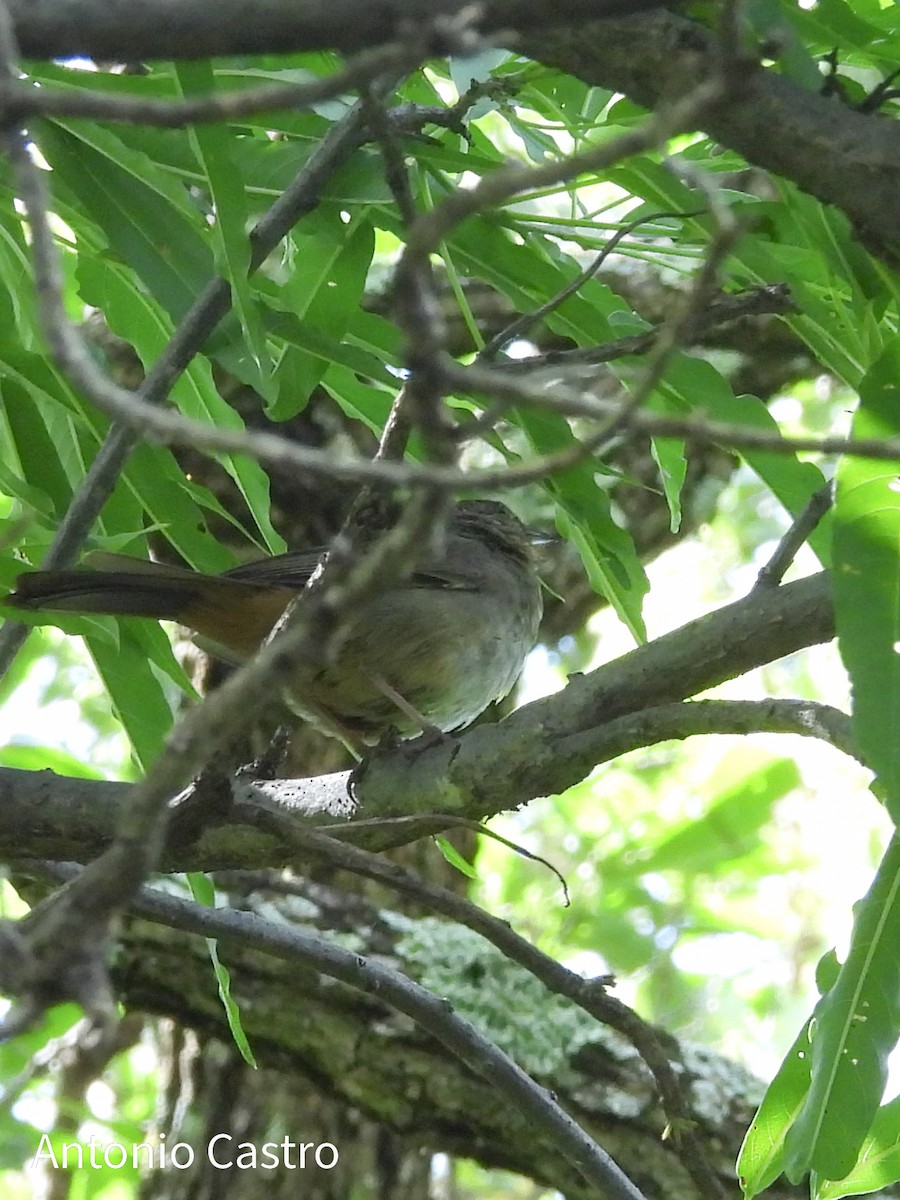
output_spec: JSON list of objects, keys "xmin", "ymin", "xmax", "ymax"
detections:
[{"xmin": 1, "ymin": 2, "xmax": 900, "ymax": 1198}]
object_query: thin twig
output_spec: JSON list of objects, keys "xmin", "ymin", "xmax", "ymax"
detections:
[
  {"xmin": 0, "ymin": 42, "xmax": 421, "ymax": 127},
  {"xmin": 479, "ymin": 208, "xmax": 700, "ymax": 361},
  {"xmin": 492, "ymin": 283, "xmax": 797, "ymax": 374},
  {"xmin": 753, "ymin": 480, "xmax": 834, "ymax": 590}
]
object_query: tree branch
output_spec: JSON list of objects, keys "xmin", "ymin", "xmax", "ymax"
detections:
[
  {"xmin": 0, "ymin": 571, "xmax": 840, "ymax": 870},
  {"xmin": 13, "ymin": 3, "xmax": 898, "ymax": 267},
  {"xmin": 11, "ymin": 859, "xmax": 773, "ymax": 1199},
  {"xmin": 525, "ymin": 12, "xmax": 900, "ymax": 267},
  {"xmin": 9, "ymin": 0, "xmax": 672, "ymax": 61}
]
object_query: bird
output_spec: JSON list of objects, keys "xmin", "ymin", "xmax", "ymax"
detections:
[{"xmin": 5, "ymin": 500, "xmax": 544, "ymax": 753}]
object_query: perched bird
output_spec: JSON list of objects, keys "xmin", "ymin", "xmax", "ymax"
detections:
[{"xmin": 6, "ymin": 501, "xmax": 544, "ymax": 752}]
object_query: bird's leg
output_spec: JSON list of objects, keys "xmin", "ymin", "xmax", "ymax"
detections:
[
  {"xmin": 368, "ymin": 672, "xmax": 456, "ymax": 753},
  {"xmin": 284, "ymin": 694, "xmax": 369, "ymax": 761},
  {"xmin": 367, "ymin": 672, "xmax": 434, "ymax": 734}
]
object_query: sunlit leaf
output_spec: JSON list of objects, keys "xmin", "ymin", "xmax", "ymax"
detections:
[
  {"xmin": 783, "ymin": 833, "xmax": 900, "ymax": 1182},
  {"xmin": 739, "ymin": 954, "xmax": 842, "ymax": 1198},
  {"xmin": 834, "ymin": 346, "xmax": 900, "ymax": 811}
]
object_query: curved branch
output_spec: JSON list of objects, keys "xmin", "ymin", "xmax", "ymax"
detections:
[
  {"xmin": 206, "ymin": 817, "xmax": 727, "ymax": 1198},
  {"xmin": 556, "ymin": 697, "xmax": 857, "ymax": 763},
  {"xmin": 14, "ymin": 859, "xmax": 770, "ymax": 1199}
]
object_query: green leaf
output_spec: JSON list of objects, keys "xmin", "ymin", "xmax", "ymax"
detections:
[
  {"xmin": 268, "ymin": 209, "xmax": 376, "ymax": 418},
  {"xmin": 613, "ymin": 158, "xmax": 893, "ymax": 388},
  {"xmin": 641, "ymin": 756, "xmax": 800, "ymax": 875},
  {"xmin": 658, "ymin": 354, "xmax": 832, "ymax": 565},
  {"xmin": 230, "ymin": 134, "xmax": 392, "ymax": 207},
  {"xmin": 0, "ymin": 742, "xmax": 104, "ymax": 779},
  {"xmin": 783, "ymin": 832, "xmax": 900, "ymax": 1181},
  {"xmin": 86, "ymin": 627, "xmax": 177, "ymax": 770},
  {"xmin": 188, "ymin": 873, "xmax": 258, "ymax": 1067},
  {"xmin": 321, "ymin": 364, "xmax": 400, "ymax": 435},
  {"xmin": 816, "ymin": 1094, "xmax": 900, "ymax": 1199},
  {"xmin": 0, "ymin": 201, "xmax": 39, "ymax": 343},
  {"xmin": 795, "ymin": 0, "xmax": 886, "ymax": 56},
  {"xmin": 0, "ymin": 349, "xmax": 86, "ymax": 516},
  {"xmin": 833, "ymin": 346, "xmax": 900, "ymax": 810},
  {"xmin": 174, "ymin": 61, "xmax": 272, "ymax": 394},
  {"xmin": 434, "ymin": 836, "xmax": 478, "ymax": 879},
  {"xmin": 650, "ymin": 436, "xmax": 686, "ymax": 533},
  {"xmin": 38, "ymin": 119, "xmax": 213, "ymax": 322},
  {"xmin": 744, "ymin": 0, "xmax": 824, "ymax": 90},
  {"xmin": 513, "ymin": 405, "xmax": 648, "ymax": 640},
  {"xmin": 446, "ymin": 215, "xmax": 631, "ymax": 350},
  {"xmin": 554, "ymin": 495, "xmax": 648, "ymax": 643},
  {"xmin": 76, "ymin": 254, "xmax": 284, "ymax": 557},
  {"xmin": 739, "ymin": 1026, "xmax": 810, "ymax": 1197},
  {"xmin": 739, "ymin": 953, "xmax": 842, "ymax": 1198}
]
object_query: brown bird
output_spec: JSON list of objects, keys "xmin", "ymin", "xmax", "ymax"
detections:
[{"xmin": 6, "ymin": 501, "xmax": 544, "ymax": 752}]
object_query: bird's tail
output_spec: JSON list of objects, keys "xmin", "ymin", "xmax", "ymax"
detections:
[
  {"xmin": 6, "ymin": 553, "xmax": 215, "ymax": 619},
  {"xmin": 5, "ymin": 553, "xmax": 292, "ymax": 661}
]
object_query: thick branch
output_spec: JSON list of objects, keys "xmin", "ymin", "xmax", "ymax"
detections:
[
  {"xmin": 524, "ymin": 13, "xmax": 900, "ymax": 266},
  {"xmin": 10, "ymin": 0, "xmax": 669, "ymax": 60},
  {"xmin": 0, "ymin": 571, "xmax": 839, "ymax": 868},
  {"xmin": 14, "ymin": 3, "xmax": 898, "ymax": 267}
]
